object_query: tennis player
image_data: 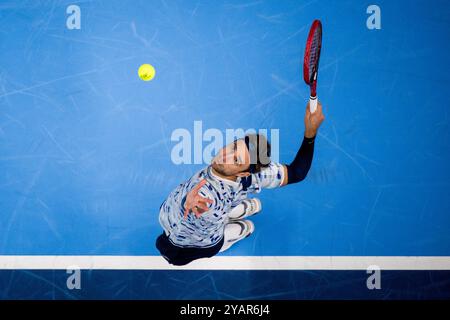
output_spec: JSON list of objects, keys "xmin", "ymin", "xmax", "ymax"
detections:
[{"xmin": 156, "ymin": 101, "xmax": 325, "ymax": 265}]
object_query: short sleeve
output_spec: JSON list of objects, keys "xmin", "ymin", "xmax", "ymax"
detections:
[{"xmin": 255, "ymin": 162, "xmax": 285, "ymax": 189}]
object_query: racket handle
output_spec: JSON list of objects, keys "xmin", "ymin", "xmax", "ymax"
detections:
[{"xmin": 309, "ymin": 96, "xmax": 318, "ymax": 113}]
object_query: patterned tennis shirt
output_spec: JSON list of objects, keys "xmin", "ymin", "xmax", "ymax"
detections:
[{"xmin": 158, "ymin": 162, "xmax": 285, "ymax": 248}]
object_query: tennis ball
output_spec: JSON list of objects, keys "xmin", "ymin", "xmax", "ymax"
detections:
[{"xmin": 138, "ymin": 64, "xmax": 155, "ymax": 81}]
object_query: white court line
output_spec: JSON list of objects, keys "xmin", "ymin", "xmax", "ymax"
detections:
[{"xmin": 0, "ymin": 256, "xmax": 450, "ymax": 270}]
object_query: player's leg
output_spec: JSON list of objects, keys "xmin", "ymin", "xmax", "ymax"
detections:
[
  {"xmin": 227, "ymin": 198, "xmax": 262, "ymax": 221},
  {"xmin": 219, "ymin": 220, "xmax": 255, "ymax": 252}
]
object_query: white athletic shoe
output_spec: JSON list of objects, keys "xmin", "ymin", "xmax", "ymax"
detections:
[
  {"xmin": 228, "ymin": 198, "xmax": 262, "ymax": 221},
  {"xmin": 219, "ymin": 220, "xmax": 255, "ymax": 253}
]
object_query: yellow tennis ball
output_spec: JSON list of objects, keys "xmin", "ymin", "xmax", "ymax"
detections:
[{"xmin": 138, "ymin": 64, "xmax": 156, "ymax": 81}]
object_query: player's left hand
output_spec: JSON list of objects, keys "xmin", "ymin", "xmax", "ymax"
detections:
[{"xmin": 183, "ymin": 179, "xmax": 214, "ymax": 219}]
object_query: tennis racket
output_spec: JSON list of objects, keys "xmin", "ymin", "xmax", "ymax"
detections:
[{"xmin": 303, "ymin": 19, "xmax": 322, "ymax": 113}]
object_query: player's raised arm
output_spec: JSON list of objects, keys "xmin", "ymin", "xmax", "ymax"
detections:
[{"xmin": 280, "ymin": 101, "xmax": 325, "ymax": 186}]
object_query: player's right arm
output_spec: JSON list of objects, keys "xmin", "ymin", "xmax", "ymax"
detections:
[{"xmin": 279, "ymin": 101, "xmax": 325, "ymax": 186}]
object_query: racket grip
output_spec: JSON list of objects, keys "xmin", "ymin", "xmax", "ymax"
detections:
[{"xmin": 309, "ymin": 96, "xmax": 318, "ymax": 113}]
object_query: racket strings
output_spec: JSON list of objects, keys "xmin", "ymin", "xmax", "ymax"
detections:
[{"xmin": 308, "ymin": 29, "xmax": 321, "ymax": 78}]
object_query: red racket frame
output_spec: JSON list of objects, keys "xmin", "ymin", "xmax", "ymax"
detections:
[{"xmin": 303, "ymin": 20, "xmax": 322, "ymax": 112}]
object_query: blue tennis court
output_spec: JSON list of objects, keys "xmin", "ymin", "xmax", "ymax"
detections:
[{"xmin": 0, "ymin": 0, "xmax": 449, "ymax": 299}]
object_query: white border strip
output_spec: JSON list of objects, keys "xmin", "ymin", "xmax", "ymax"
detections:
[{"xmin": 0, "ymin": 256, "xmax": 450, "ymax": 270}]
